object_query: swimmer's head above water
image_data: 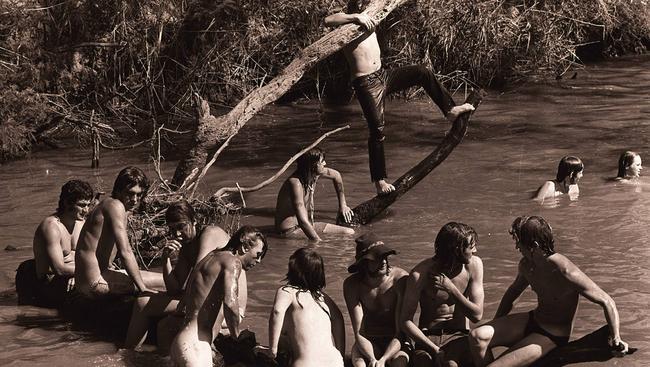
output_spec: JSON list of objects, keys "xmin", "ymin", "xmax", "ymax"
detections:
[
  {"xmin": 556, "ymin": 156, "xmax": 584, "ymax": 184},
  {"xmin": 617, "ymin": 151, "xmax": 642, "ymax": 179}
]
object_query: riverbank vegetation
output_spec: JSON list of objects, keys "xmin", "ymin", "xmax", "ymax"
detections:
[{"xmin": 1, "ymin": 0, "xmax": 649, "ymax": 161}]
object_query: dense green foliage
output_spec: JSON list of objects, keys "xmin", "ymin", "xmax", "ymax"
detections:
[{"xmin": 0, "ymin": 0, "xmax": 648, "ymax": 160}]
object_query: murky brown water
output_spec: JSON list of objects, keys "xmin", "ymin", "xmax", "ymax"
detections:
[{"xmin": 1, "ymin": 55, "xmax": 649, "ymax": 366}]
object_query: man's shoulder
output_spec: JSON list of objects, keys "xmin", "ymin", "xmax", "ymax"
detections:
[
  {"xmin": 34, "ymin": 215, "xmax": 63, "ymax": 240},
  {"xmin": 201, "ymin": 226, "xmax": 229, "ymax": 243},
  {"xmin": 467, "ymin": 256, "xmax": 484, "ymax": 272},
  {"xmin": 411, "ymin": 258, "xmax": 433, "ymax": 274}
]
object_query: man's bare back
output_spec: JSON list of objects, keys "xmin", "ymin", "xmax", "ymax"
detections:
[{"xmin": 275, "ymin": 286, "xmax": 344, "ymax": 367}]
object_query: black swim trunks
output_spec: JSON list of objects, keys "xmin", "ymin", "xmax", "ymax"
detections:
[
  {"xmin": 525, "ymin": 310, "xmax": 570, "ymax": 347},
  {"xmin": 15, "ymin": 258, "xmax": 71, "ymax": 308}
]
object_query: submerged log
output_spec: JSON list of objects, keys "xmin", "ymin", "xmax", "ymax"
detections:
[
  {"xmin": 171, "ymin": 0, "xmax": 409, "ymax": 187},
  {"xmin": 340, "ymin": 90, "xmax": 484, "ymax": 225},
  {"xmin": 531, "ymin": 325, "xmax": 637, "ymax": 366}
]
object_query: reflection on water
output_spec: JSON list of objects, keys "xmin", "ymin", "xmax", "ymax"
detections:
[{"xmin": 1, "ymin": 55, "xmax": 650, "ymax": 365}]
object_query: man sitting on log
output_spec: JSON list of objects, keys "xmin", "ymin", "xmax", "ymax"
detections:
[
  {"xmin": 275, "ymin": 148, "xmax": 354, "ymax": 241},
  {"xmin": 400, "ymin": 222, "xmax": 484, "ymax": 367},
  {"xmin": 124, "ymin": 200, "xmax": 248, "ymax": 350},
  {"xmin": 170, "ymin": 226, "xmax": 267, "ymax": 367},
  {"xmin": 19, "ymin": 180, "xmax": 94, "ymax": 307},
  {"xmin": 344, "ymin": 233, "xmax": 410, "ymax": 367},
  {"xmin": 324, "ymin": 0, "xmax": 475, "ymax": 195},
  {"xmin": 469, "ymin": 216, "xmax": 629, "ymax": 366},
  {"xmin": 75, "ymin": 166, "xmax": 163, "ymax": 298}
]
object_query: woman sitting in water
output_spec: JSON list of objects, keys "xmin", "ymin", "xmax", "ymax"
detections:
[
  {"xmin": 615, "ymin": 151, "xmax": 642, "ymax": 181},
  {"xmin": 263, "ymin": 247, "xmax": 345, "ymax": 367},
  {"xmin": 534, "ymin": 156, "xmax": 584, "ymax": 201},
  {"xmin": 275, "ymin": 148, "xmax": 354, "ymax": 241}
]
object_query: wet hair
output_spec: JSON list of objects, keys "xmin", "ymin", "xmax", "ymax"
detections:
[
  {"xmin": 111, "ymin": 166, "xmax": 150, "ymax": 198},
  {"xmin": 433, "ymin": 222, "xmax": 478, "ymax": 264},
  {"xmin": 286, "ymin": 247, "xmax": 326, "ymax": 294},
  {"xmin": 518, "ymin": 216, "xmax": 555, "ymax": 257},
  {"xmin": 165, "ymin": 200, "xmax": 195, "ymax": 224},
  {"xmin": 617, "ymin": 151, "xmax": 639, "ymax": 178},
  {"xmin": 509, "ymin": 216, "xmax": 529, "ymax": 241},
  {"xmin": 295, "ymin": 148, "xmax": 324, "ymax": 189},
  {"xmin": 284, "ymin": 247, "xmax": 328, "ymax": 315},
  {"xmin": 56, "ymin": 180, "xmax": 94, "ymax": 216},
  {"xmin": 222, "ymin": 225, "xmax": 268, "ymax": 258},
  {"xmin": 556, "ymin": 156, "xmax": 584, "ymax": 183}
]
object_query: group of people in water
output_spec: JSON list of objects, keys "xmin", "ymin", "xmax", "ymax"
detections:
[{"xmin": 19, "ymin": 1, "xmax": 640, "ymax": 366}]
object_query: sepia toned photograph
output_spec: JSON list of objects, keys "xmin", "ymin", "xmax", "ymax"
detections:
[{"xmin": 0, "ymin": 0, "xmax": 648, "ymax": 366}]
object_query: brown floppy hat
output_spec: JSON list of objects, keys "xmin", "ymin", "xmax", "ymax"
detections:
[{"xmin": 347, "ymin": 232, "xmax": 397, "ymax": 273}]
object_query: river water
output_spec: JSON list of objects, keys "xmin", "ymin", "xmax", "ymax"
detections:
[{"xmin": 1, "ymin": 55, "xmax": 650, "ymax": 366}]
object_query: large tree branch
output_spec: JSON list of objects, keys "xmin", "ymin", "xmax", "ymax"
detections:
[
  {"xmin": 340, "ymin": 90, "xmax": 484, "ymax": 225},
  {"xmin": 171, "ymin": 0, "xmax": 409, "ymax": 187}
]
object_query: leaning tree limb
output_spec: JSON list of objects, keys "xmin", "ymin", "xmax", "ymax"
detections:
[
  {"xmin": 339, "ymin": 90, "xmax": 484, "ymax": 225},
  {"xmin": 211, "ymin": 125, "xmax": 350, "ymax": 199},
  {"xmin": 171, "ymin": 0, "xmax": 409, "ymax": 187}
]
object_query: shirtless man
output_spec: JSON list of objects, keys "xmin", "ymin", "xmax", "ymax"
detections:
[
  {"xmin": 400, "ymin": 222, "xmax": 484, "ymax": 367},
  {"xmin": 29, "ymin": 180, "xmax": 93, "ymax": 307},
  {"xmin": 275, "ymin": 148, "xmax": 354, "ymax": 241},
  {"xmin": 469, "ymin": 216, "xmax": 628, "ymax": 367},
  {"xmin": 344, "ymin": 233, "xmax": 409, "ymax": 367},
  {"xmin": 265, "ymin": 247, "xmax": 345, "ymax": 367},
  {"xmin": 324, "ymin": 2, "xmax": 475, "ymax": 194},
  {"xmin": 125, "ymin": 200, "xmax": 244, "ymax": 349},
  {"xmin": 170, "ymin": 226, "xmax": 267, "ymax": 367},
  {"xmin": 534, "ymin": 156, "xmax": 584, "ymax": 202},
  {"xmin": 75, "ymin": 166, "xmax": 162, "ymax": 298}
]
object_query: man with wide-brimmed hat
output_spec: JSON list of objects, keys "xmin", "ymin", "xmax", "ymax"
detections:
[
  {"xmin": 400, "ymin": 222, "xmax": 485, "ymax": 367},
  {"xmin": 344, "ymin": 232, "xmax": 410, "ymax": 367}
]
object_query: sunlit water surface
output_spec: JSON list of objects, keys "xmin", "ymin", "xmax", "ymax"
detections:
[{"xmin": 1, "ymin": 55, "xmax": 650, "ymax": 366}]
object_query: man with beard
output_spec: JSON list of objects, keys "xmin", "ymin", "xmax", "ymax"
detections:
[
  {"xmin": 170, "ymin": 226, "xmax": 268, "ymax": 367},
  {"xmin": 75, "ymin": 166, "xmax": 163, "ymax": 298},
  {"xmin": 400, "ymin": 222, "xmax": 485, "ymax": 367},
  {"xmin": 26, "ymin": 180, "xmax": 94, "ymax": 307},
  {"xmin": 344, "ymin": 233, "xmax": 409, "ymax": 367}
]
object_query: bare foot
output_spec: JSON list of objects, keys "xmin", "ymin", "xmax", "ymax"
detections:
[
  {"xmin": 375, "ymin": 180, "xmax": 395, "ymax": 195},
  {"xmin": 446, "ymin": 103, "xmax": 475, "ymax": 122}
]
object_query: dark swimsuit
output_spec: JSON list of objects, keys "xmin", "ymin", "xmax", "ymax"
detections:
[{"xmin": 525, "ymin": 311, "xmax": 570, "ymax": 346}]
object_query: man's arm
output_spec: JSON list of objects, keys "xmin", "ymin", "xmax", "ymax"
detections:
[
  {"xmin": 400, "ymin": 266, "xmax": 440, "ymax": 355},
  {"xmin": 434, "ymin": 257, "xmax": 484, "ymax": 322},
  {"xmin": 343, "ymin": 277, "xmax": 377, "ymax": 363},
  {"xmin": 161, "ymin": 239, "xmax": 188, "ymax": 295},
  {"xmin": 106, "ymin": 201, "xmax": 150, "ymax": 292},
  {"xmin": 324, "ymin": 10, "xmax": 376, "ymax": 30},
  {"xmin": 269, "ymin": 287, "xmax": 293, "ymax": 357},
  {"xmin": 321, "ymin": 167, "xmax": 353, "ymax": 223},
  {"xmin": 289, "ymin": 179, "xmax": 321, "ymax": 241},
  {"xmin": 494, "ymin": 265, "xmax": 529, "ymax": 318},
  {"xmin": 41, "ymin": 222, "xmax": 75, "ymax": 276},
  {"xmin": 324, "ymin": 292, "xmax": 346, "ymax": 356},
  {"xmin": 560, "ymin": 257, "xmax": 629, "ymax": 352},
  {"xmin": 223, "ymin": 260, "xmax": 242, "ymax": 338}
]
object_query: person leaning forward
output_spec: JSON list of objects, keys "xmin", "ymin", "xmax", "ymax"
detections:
[
  {"xmin": 324, "ymin": 1, "xmax": 475, "ymax": 195},
  {"xmin": 400, "ymin": 222, "xmax": 484, "ymax": 367},
  {"xmin": 344, "ymin": 233, "xmax": 410, "ymax": 367}
]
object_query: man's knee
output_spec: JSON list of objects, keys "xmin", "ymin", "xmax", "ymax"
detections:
[{"xmin": 470, "ymin": 326, "xmax": 494, "ymax": 348}]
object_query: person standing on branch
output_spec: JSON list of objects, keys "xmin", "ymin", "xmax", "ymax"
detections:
[{"xmin": 324, "ymin": 1, "xmax": 475, "ymax": 195}]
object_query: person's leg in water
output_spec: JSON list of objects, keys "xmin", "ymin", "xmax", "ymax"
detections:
[
  {"xmin": 384, "ymin": 65, "xmax": 474, "ymax": 123},
  {"xmin": 315, "ymin": 222, "xmax": 355, "ymax": 236},
  {"xmin": 352, "ymin": 71, "xmax": 394, "ymax": 195},
  {"xmin": 124, "ymin": 293, "xmax": 179, "ymax": 348}
]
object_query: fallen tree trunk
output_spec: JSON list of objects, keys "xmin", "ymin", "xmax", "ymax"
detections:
[
  {"xmin": 340, "ymin": 90, "xmax": 484, "ymax": 225},
  {"xmin": 171, "ymin": 0, "xmax": 409, "ymax": 187}
]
